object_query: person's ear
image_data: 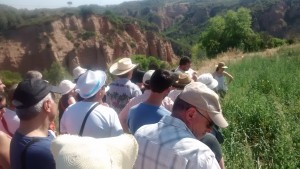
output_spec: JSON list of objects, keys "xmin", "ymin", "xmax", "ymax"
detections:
[
  {"xmin": 185, "ymin": 107, "xmax": 196, "ymax": 124},
  {"xmin": 43, "ymin": 99, "xmax": 51, "ymax": 112}
]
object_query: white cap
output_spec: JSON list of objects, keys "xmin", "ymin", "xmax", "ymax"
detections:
[{"xmin": 142, "ymin": 70, "xmax": 155, "ymax": 85}]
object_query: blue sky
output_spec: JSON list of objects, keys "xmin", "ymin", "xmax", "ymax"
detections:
[{"xmin": 0, "ymin": 0, "xmax": 138, "ymax": 9}]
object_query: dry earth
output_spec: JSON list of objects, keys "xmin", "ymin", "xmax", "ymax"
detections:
[{"xmin": 194, "ymin": 48, "xmax": 280, "ymax": 75}]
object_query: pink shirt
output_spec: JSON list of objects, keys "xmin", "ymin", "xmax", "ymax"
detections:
[
  {"xmin": 0, "ymin": 108, "xmax": 20, "ymax": 135},
  {"xmin": 118, "ymin": 90, "xmax": 173, "ymax": 133}
]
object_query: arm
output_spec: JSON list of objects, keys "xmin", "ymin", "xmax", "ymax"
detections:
[
  {"xmin": 223, "ymin": 71, "xmax": 233, "ymax": 84},
  {"xmin": 67, "ymin": 96, "xmax": 76, "ymax": 105},
  {"xmin": 219, "ymin": 157, "xmax": 226, "ymax": 169},
  {"xmin": 0, "ymin": 132, "xmax": 11, "ymax": 169},
  {"xmin": 118, "ymin": 101, "xmax": 132, "ymax": 133}
]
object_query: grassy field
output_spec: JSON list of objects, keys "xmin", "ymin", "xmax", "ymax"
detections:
[{"xmin": 221, "ymin": 45, "xmax": 300, "ymax": 168}]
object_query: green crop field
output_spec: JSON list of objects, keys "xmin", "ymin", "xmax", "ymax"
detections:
[{"xmin": 220, "ymin": 45, "xmax": 300, "ymax": 168}]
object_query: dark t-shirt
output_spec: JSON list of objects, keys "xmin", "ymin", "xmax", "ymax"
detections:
[
  {"xmin": 201, "ymin": 133, "xmax": 222, "ymax": 162},
  {"xmin": 10, "ymin": 131, "xmax": 55, "ymax": 169}
]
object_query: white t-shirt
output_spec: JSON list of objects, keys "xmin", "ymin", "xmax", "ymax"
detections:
[
  {"xmin": 0, "ymin": 108, "xmax": 20, "ymax": 135},
  {"xmin": 167, "ymin": 89, "xmax": 182, "ymax": 102},
  {"xmin": 60, "ymin": 101, "xmax": 123, "ymax": 138},
  {"xmin": 175, "ymin": 67, "xmax": 196, "ymax": 79}
]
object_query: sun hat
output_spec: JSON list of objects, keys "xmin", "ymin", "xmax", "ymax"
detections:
[
  {"xmin": 215, "ymin": 62, "xmax": 228, "ymax": 69},
  {"xmin": 142, "ymin": 70, "xmax": 155, "ymax": 85},
  {"xmin": 13, "ymin": 78, "xmax": 61, "ymax": 109},
  {"xmin": 75, "ymin": 70, "xmax": 106, "ymax": 99},
  {"xmin": 197, "ymin": 73, "xmax": 218, "ymax": 90},
  {"xmin": 172, "ymin": 73, "xmax": 192, "ymax": 88},
  {"xmin": 51, "ymin": 134, "xmax": 138, "ymax": 169},
  {"xmin": 109, "ymin": 58, "xmax": 138, "ymax": 76},
  {"xmin": 59, "ymin": 80, "xmax": 76, "ymax": 95},
  {"xmin": 178, "ymin": 82, "xmax": 228, "ymax": 128},
  {"xmin": 73, "ymin": 66, "xmax": 87, "ymax": 80}
]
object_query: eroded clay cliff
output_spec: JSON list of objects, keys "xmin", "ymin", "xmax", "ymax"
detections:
[{"xmin": 0, "ymin": 15, "xmax": 177, "ymax": 74}]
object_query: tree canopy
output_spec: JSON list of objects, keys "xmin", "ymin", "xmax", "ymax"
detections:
[{"xmin": 199, "ymin": 7, "xmax": 261, "ymax": 57}]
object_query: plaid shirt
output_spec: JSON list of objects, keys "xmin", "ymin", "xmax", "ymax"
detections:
[{"xmin": 134, "ymin": 116, "xmax": 220, "ymax": 169}]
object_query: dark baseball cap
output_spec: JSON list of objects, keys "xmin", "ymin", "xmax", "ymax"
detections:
[{"xmin": 13, "ymin": 78, "xmax": 61, "ymax": 109}]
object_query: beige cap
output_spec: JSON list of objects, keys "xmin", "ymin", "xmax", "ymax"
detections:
[{"xmin": 178, "ymin": 82, "xmax": 228, "ymax": 128}]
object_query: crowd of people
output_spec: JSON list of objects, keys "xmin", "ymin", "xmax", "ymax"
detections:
[{"xmin": 0, "ymin": 56, "xmax": 234, "ymax": 169}]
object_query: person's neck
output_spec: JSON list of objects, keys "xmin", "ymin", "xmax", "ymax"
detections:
[
  {"xmin": 18, "ymin": 118, "xmax": 50, "ymax": 137},
  {"xmin": 145, "ymin": 92, "xmax": 164, "ymax": 106}
]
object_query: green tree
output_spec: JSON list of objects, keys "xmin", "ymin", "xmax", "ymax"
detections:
[
  {"xmin": 199, "ymin": 7, "xmax": 263, "ymax": 57},
  {"xmin": 200, "ymin": 16, "xmax": 225, "ymax": 56}
]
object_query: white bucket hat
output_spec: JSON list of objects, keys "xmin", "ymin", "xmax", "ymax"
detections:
[
  {"xmin": 73, "ymin": 66, "xmax": 87, "ymax": 80},
  {"xmin": 51, "ymin": 134, "xmax": 138, "ymax": 169},
  {"xmin": 75, "ymin": 70, "xmax": 106, "ymax": 99},
  {"xmin": 109, "ymin": 58, "xmax": 138, "ymax": 76},
  {"xmin": 59, "ymin": 80, "xmax": 76, "ymax": 95},
  {"xmin": 197, "ymin": 73, "xmax": 218, "ymax": 90}
]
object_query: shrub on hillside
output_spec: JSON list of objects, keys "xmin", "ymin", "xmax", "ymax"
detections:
[
  {"xmin": 43, "ymin": 62, "xmax": 71, "ymax": 85},
  {"xmin": 0, "ymin": 70, "xmax": 22, "ymax": 87},
  {"xmin": 78, "ymin": 31, "xmax": 96, "ymax": 41},
  {"xmin": 131, "ymin": 55, "xmax": 170, "ymax": 71}
]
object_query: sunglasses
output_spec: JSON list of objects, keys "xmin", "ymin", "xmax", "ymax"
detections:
[{"xmin": 195, "ymin": 108, "xmax": 214, "ymax": 129}]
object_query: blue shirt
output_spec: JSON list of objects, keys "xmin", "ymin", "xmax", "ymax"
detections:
[
  {"xmin": 127, "ymin": 102, "xmax": 171, "ymax": 134},
  {"xmin": 10, "ymin": 131, "xmax": 55, "ymax": 169}
]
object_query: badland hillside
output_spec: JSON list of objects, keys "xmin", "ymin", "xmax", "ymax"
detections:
[{"xmin": 0, "ymin": 0, "xmax": 299, "ymax": 74}]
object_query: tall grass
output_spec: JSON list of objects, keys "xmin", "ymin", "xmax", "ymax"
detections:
[{"xmin": 221, "ymin": 45, "xmax": 300, "ymax": 168}]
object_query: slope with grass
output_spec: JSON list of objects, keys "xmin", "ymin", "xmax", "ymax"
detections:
[{"xmin": 216, "ymin": 44, "xmax": 300, "ymax": 168}]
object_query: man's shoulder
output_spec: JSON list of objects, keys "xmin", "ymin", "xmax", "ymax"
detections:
[{"xmin": 94, "ymin": 104, "xmax": 117, "ymax": 115}]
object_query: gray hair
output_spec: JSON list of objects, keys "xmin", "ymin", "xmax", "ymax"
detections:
[
  {"xmin": 172, "ymin": 97, "xmax": 193, "ymax": 117},
  {"xmin": 16, "ymin": 93, "xmax": 52, "ymax": 120},
  {"xmin": 25, "ymin": 70, "xmax": 43, "ymax": 79}
]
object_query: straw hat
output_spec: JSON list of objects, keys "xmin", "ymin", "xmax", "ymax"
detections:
[
  {"xmin": 197, "ymin": 73, "xmax": 218, "ymax": 90},
  {"xmin": 51, "ymin": 134, "xmax": 138, "ymax": 169},
  {"xmin": 215, "ymin": 62, "xmax": 228, "ymax": 69},
  {"xmin": 73, "ymin": 66, "xmax": 87, "ymax": 80},
  {"xmin": 59, "ymin": 80, "xmax": 76, "ymax": 95},
  {"xmin": 75, "ymin": 70, "xmax": 106, "ymax": 99},
  {"xmin": 172, "ymin": 73, "xmax": 192, "ymax": 88},
  {"xmin": 109, "ymin": 58, "xmax": 138, "ymax": 76}
]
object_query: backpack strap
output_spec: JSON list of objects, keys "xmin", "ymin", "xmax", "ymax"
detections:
[
  {"xmin": 1, "ymin": 117, "xmax": 13, "ymax": 137},
  {"xmin": 21, "ymin": 138, "xmax": 41, "ymax": 169},
  {"xmin": 79, "ymin": 103, "xmax": 99, "ymax": 136}
]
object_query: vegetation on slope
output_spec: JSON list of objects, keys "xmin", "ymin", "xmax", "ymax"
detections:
[{"xmin": 221, "ymin": 44, "xmax": 300, "ymax": 168}]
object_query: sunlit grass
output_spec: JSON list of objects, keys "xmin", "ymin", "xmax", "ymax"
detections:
[{"xmin": 221, "ymin": 45, "xmax": 300, "ymax": 168}]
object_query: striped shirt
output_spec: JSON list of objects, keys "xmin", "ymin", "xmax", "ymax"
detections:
[{"xmin": 134, "ymin": 115, "xmax": 220, "ymax": 169}]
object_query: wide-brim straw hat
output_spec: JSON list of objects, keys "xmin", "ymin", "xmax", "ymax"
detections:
[
  {"xmin": 51, "ymin": 134, "xmax": 138, "ymax": 169},
  {"xmin": 215, "ymin": 62, "xmax": 228, "ymax": 69},
  {"xmin": 172, "ymin": 73, "xmax": 192, "ymax": 88},
  {"xmin": 109, "ymin": 58, "xmax": 138, "ymax": 76},
  {"xmin": 59, "ymin": 80, "xmax": 76, "ymax": 95}
]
